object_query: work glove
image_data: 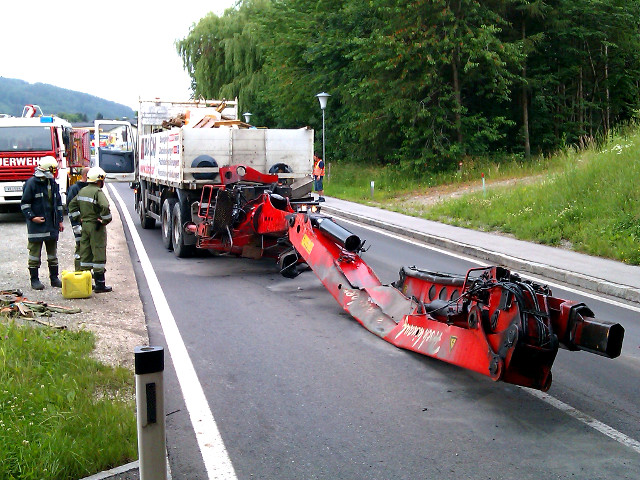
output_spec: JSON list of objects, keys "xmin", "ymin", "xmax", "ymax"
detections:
[{"xmin": 72, "ymin": 225, "xmax": 82, "ymax": 235}]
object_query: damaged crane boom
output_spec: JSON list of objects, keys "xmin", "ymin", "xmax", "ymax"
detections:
[
  {"xmin": 172, "ymin": 164, "xmax": 624, "ymax": 392},
  {"xmin": 286, "ymin": 212, "xmax": 624, "ymax": 392}
]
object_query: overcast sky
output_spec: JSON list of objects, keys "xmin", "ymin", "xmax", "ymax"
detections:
[{"xmin": 2, "ymin": 1, "xmax": 237, "ymax": 110}]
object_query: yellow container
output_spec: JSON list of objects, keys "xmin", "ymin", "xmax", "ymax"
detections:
[{"xmin": 61, "ymin": 270, "xmax": 93, "ymax": 299}]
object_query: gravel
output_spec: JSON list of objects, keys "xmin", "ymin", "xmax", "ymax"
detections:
[{"xmin": 0, "ymin": 191, "xmax": 148, "ymax": 370}]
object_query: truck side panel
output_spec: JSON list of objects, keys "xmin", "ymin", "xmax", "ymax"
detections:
[
  {"xmin": 140, "ymin": 128, "xmax": 314, "ymax": 186},
  {"xmin": 182, "ymin": 128, "xmax": 314, "ymax": 175},
  {"xmin": 265, "ymin": 129, "xmax": 314, "ymax": 174}
]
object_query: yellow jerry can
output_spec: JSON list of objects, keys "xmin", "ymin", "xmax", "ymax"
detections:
[{"xmin": 61, "ymin": 270, "xmax": 92, "ymax": 299}]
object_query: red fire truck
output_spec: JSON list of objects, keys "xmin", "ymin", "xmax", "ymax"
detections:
[{"xmin": 0, "ymin": 105, "xmax": 74, "ymax": 212}]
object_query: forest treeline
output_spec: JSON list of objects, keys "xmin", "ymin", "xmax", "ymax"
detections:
[{"xmin": 177, "ymin": 0, "xmax": 640, "ymax": 172}]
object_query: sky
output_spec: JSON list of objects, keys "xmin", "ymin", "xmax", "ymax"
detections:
[{"xmin": 1, "ymin": 1, "xmax": 238, "ymax": 110}]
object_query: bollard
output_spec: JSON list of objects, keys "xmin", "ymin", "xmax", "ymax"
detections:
[
  {"xmin": 370, "ymin": 180, "xmax": 375, "ymax": 199},
  {"xmin": 135, "ymin": 346, "xmax": 167, "ymax": 480},
  {"xmin": 482, "ymin": 173, "xmax": 486, "ymax": 197}
]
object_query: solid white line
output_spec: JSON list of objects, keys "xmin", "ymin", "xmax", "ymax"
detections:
[
  {"xmin": 336, "ymin": 213, "xmax": 640, "ymax": 455},
  {"xmin": 336, "ymin": 215, "xmax": 640, "ymax": 313},
  {"xmin": 525, "ymin": 388, "xmax": 640, "ymax": 454},
  {"xmin": 109, "ymin": 185, "xmax": 238, "ymax": 479}
]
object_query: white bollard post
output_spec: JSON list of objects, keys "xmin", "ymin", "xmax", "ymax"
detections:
[
  {"xmin": 370, "ymin": 180, "xmax": 375, "ymax": 199},
  {"xmin": 135, "ymin": 346, "xmax": 167, "ymax": 480}
]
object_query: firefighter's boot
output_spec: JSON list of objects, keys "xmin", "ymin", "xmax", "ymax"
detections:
[
  {"xmin": 29, "ymin": 267, "xmax": 44, "ymax": 290},
  {"xmin": 49, "ymin": 265, "xmax": 62, "ymax": 288},
  {"xmin": 94, "ymin": 272, "xmax": 112, "ymax": 293}
]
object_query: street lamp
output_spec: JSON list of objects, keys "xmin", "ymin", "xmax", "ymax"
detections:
[
  {"xmin": 243, "ymin": 112, "xmax": 252, "ymax": 124},
  {"xmin": 316, "ymin": 92, "xmax": 331, "ymax": 165}
]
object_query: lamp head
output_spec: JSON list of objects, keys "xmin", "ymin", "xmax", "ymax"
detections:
[{"xmin": 316, "ymin": 92, "xmax": 331, "ymax": 110}]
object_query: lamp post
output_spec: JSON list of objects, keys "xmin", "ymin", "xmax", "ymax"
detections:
[
  {"xmin": 316, "ymin": 92, "xmax": 331, "ymax": 165},
  {"xmin": 243, "ymin": 112, "xmax": 252, "ymax": 124}
]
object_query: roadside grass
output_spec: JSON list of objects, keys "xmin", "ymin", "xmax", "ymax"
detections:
[
  {"xmin": 324, "ymin": 152, "xmax": 563, "ymax": 202},
  {"xmin": 0, "ymin": 318, "xmax": 137, "ymax": 480},
  {"xmin": 422, "ymin": 134, "xmax": 640, "ymax": 265},
  {"xmin": 324, "ymin": 130, "xmax": 640, "ymax": 265}
]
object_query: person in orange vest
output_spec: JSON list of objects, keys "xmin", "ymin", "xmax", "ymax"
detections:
[{"xmin": 313, "ymin": 154, "xmax": 325, "ymax": 202}]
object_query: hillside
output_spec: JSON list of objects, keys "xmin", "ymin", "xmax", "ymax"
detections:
[{"xmin": 0, "ymin": 77, "xmax": 135, "ymax": 120}]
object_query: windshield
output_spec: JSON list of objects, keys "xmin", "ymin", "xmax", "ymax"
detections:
[{"xmin": 0, "ymin": 126, "xmax": 53, "ymax": 152}]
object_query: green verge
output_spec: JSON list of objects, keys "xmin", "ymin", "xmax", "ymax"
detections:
[
  {"xmin": 0, "ymin": 319, "xmax": 137, "ymax": 480},
  {"xmin": 325, "ymin": 130, "xmax": 640, "ymax": 266}
]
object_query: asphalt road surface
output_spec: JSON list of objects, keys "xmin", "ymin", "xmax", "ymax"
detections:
[{"xmin": 110, "ymin": 183, "xmax": 640, "ymax": 480}]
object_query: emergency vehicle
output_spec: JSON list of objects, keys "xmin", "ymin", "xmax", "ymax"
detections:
[{"xmin": 0, "ymin": 105, "xmax": 73, "ymax": 211}]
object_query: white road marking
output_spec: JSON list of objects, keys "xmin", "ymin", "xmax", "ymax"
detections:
[
  {"xmin": 336, "ymin": 215, "xmax": 640, "ymax": 313},
  {"xmin": 335, "ymin": 214, "xmax": 640, "ymax": 455},
  {"xmin": 110, "ymin": 185, "xmax": 238, "ymax": 479},
  {"xmin": 525, "ymin": 388, "xmax": 640, "ymax": 454}
]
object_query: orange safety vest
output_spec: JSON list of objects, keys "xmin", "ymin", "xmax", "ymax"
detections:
[{"xmin": 313, "ymin": 157, "xmax": 325, "ymax": 177}]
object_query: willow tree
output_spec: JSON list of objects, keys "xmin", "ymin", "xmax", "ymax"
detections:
[{"xmin": 176, "ymin": 0, "xmax": 270, "ymax": 118}]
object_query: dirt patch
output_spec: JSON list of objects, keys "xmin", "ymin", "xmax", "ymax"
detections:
[
  {"xmin": 0, "ymin": 192, "xmax": 148, "ymax": 371},
  {"xmin": 364, "ymin": 175, "xmax": 546, "ymax": 219}
]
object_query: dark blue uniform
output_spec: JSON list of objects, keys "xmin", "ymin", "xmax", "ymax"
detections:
[{"xmin": 20, "ymin": 170, "xmax": 64, "ymax": 288}]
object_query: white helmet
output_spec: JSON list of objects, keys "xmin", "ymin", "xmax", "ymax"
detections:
[
  {"xmin": 87, "ymin": 167, "xmax": 106, "ymax": 183},
  {"xmin": 38, "ymin": 156, "xmax": 58, "ymax": 172}
]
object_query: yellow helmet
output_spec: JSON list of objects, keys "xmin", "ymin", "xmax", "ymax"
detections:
[
  {"xmin": 38, "ymin": 156, "xmax": 58, "ymax": 172},
  {"xmin": 87, "ymin": 167, "xmax": 106, "ymax": 183}
]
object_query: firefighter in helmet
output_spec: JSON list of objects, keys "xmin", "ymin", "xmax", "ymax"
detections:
[
  {"xmin": 66, "ymin": 166, "xmax": 90, "ymax": 270},
  {"xmin": 68, "ymin": 166, "xmax": 113, "ymax": 293},
  {"xmin": 20, "ymin": 156, "xmax": 65, "ymax": 290}
]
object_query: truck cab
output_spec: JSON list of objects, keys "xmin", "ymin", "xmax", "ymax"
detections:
[
  {"xmin": 93, "ymin": 119, "xmax": 136, "ymax": 182},
  {"xmin": 0, "ymin": 110, "xmax": 71, "ymax": 211}
]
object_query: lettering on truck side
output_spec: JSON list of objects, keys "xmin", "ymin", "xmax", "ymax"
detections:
[{"xmin": 1, "ymin": 157, "xmax": 40, "ymax": 167}]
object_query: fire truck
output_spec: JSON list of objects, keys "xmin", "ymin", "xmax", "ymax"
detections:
[{"xmin": 0, "ymin": 105, "xmax": 77, "ymax": 212}]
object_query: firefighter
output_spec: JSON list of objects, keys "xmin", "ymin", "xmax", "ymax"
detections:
[
  {"xmin": 68, "ymin": 166, "xmax": 113, "ymax": 293},
  {"xmin": 66, "ymin": 167, "xmax": 90, "ymax": 270},
  {"xmin": 20, "ymin": 156, "xmax": 65, "ymax": 290},
  {"xmin": 313, "ymin": 154, "xmax": 325, "ymax": 202}
]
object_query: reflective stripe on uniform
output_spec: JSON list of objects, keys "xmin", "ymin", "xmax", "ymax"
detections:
[
  {"xmin": 28, "ymin": 232, "xmax": 51, "ymax": 240},
  {"xmin": 101, "ymin": 213, "xmax": 112, "ymax": 220},
  {"xmin": 21, "ymin": 204, "xmax": 31, "ymax": 210},
  {"xmin": 35, "ymin": 193, "xmax": 43, "ymax": 198},
  {"xmin": 69, "ymin": 211, "xmax": 81, "ymax": 219},
  {"xmin": 77, "ymin": 196, "xmax": 96, "ymax": 204},
  {"xmin": 28, "ymin": 254, "xmax": 41, "ymax": 261}
]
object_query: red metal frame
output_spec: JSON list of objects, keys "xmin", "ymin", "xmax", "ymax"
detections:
[
  {"xmin": 179, "ymin": 166, "xmax": 624, "ymax": 391},
  {"xmin": 185, "ymin": 165, "xmax": 299, "ymax": 260},
  {"xmin": 287, "ymin": 213, "xmax": 624, "ymax": 391}
]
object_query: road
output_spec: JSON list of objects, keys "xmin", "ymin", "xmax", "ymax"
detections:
[{"xmin": 110, "ymin": 183, "xmax": 640, "ymax": 480}]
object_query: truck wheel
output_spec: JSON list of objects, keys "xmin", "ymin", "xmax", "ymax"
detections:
[
  {"xmin": 172, "ymin": 202, "xmax": 195, "ymax": 258},
  {"xmin": 138, "ymin": 187, "xmax": 156, "ymax": 229},
  {"xmin": 161, "ymin": 198, "xmax": 177, "ymax": 249}
]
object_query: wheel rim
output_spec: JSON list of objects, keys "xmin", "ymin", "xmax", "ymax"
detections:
[
  {"xmin": 172, "ymin": 209, "xmax": 180, "ymax": 247},
  {"xmin": 139, "ymin": 200, "xmax": 145, "ymax": 221},
  {"xmin": 162, "ymin": 204, "xmax": 170, "ymax": 237}
]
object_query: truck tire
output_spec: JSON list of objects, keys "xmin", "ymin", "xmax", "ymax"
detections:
[
  {"xmin": 138, "ymin": 185, "xmax": 156, "ymax": 229},
  {"xmin": 172, "ymin": 202, "xmax": 195, "ymax": 258},
  {"xmin": 161, "ymin": 198, "xmax": 177, "ymax": 249}
]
